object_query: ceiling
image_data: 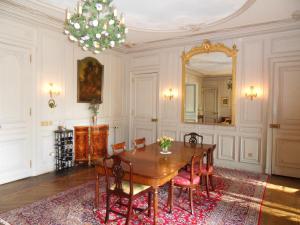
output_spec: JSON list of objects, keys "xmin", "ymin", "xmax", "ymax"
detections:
[
  {"xmin": 187, "ymin": 53, "xmax": 232, "ymax": 76},
  {"xmin": 36, "ymin": 0, "xmax": 300, "ymax": 46}
]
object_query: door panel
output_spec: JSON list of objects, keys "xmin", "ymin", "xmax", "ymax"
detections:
[
  {"xmin": 184, "ymin": 84, "xmax": 198, "ymax": 122},
  {"xmin": 0, "ymin": 43, "xmax": 32, "ymax": 184},
  {"xmin": 272, "ymin": 61, "xmax": 300, "ymax": 178},
  {"xmin": 131, "ymin": 73, "xmax": 158, "ymax": 146},
  {"xmin": 203, "ymin": 88, "xmax": 218, "ymax": 123}
]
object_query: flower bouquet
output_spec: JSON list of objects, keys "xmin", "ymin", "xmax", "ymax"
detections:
[{"xmin": 157, "ymin": 136, "xmax": 174, "ymax": 154}]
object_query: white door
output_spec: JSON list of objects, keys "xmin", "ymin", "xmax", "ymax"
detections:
[
  {"xmin": 271, "ymin": 59, "xmax": 300, "ymax": 178},
  {"xmin": 203, "ymin": 87, "xmax": 218, "ymax": 123},
  {"xmin": 184, "ymin": 83, "xmax": 198, "ymax": 122},
  {"xmin": 0, "ymin": 43, "xmax": 33, "ymax": 184},
  {"xmin": 130, "ymin": 72, "xmax": 158, "ymax": 146}
]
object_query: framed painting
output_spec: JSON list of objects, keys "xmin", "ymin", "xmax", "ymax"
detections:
[
  {"xmin": 221, "ymin": 97, "xmax": 229, "ymax": 105},
  {"xmin": 77, "ymin": 57, "xmax": 103, "ymax": 103}
]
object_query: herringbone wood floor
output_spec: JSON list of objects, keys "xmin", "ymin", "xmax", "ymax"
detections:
[{"xmin": 0, "ymin": 166, "xmax": 299, "ymax": 225}]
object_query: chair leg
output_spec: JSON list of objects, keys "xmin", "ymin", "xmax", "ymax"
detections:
[
  {"xmin": 189, "ymin": 188, "xmax": 194, "ymax": 215},
  {"xmin": 209, "ymin": 174, "xmax": 214, "ymax": 191},
  {"xmin": 196, "ymin": 184, "xmax": 201, "ymax": 196},
  {"xmin": 178, "ymin": 187, "xmax": 183, "ymax": 198},
  {"xmin": 205, "ymin": 175, "xmax": 210, "ymax": 198},
  {"xmin": 105, "ymin": 193, "xmax": 110, "ymax": 223},
  {"xmin": 148, "ymin": 191, "xmax": 152, "ymax": 217},
  {"xmin": 125, "ymin": 199, "xmax": 133, "ymax": 225}
]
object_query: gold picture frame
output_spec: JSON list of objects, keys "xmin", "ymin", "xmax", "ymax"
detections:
[{"xmin": 181, "ymin": 39, "xmax": 238, "ymax": 125}]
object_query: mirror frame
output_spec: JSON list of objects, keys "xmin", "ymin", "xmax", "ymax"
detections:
[{"xmin": 181, "ymin": 40, "xmax": 238, "ymax": 125}]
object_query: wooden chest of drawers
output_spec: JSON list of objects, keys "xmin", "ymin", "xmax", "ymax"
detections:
[{"xmin": 74, "ymin": 125, "xmax": 109, "ymax": 164}]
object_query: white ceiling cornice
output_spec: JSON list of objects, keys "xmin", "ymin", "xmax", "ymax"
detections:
[
  {"xmin": 124, "ymin": 19, "xmax": 300, "ymax": 54},
  {"xmin": 0, "ymin": 0, "xmax": 64, "ymax": 31}
]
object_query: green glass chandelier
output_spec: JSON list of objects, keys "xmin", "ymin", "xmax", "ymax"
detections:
[{"xmin": 64, "ymin": 0, "xmax": 127, "ymax": 53}]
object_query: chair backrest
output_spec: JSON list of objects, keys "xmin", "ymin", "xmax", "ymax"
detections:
[
  {"xmin": 112, "ymin": 142, "xmax": 126, "ymax": 154},
  {"xmin": 133, "ymin": 137, "xmax": 146, "ymax": 149},
  {"xmin": 103, "ymin": 154, "xmax": 133, "ymax": 196},
  {"xmin": 190, "ymin": 154, "xmax": 203, "ymax": 183},
  {"xmin": 204, "ymin": 144, "xmax": 216, "ymax": 169},
  {"xmin": 184, "ymin": 132, "xmax": 203, "ymax": 145}
]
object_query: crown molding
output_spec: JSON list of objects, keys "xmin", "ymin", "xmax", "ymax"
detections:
[
  {"xmin": 0, "ymin": 0, "xmax": 64, "ymax": 31},
  {"xmin": 123, "ymin": 19, "xmax": 300, "ymax": 54}
]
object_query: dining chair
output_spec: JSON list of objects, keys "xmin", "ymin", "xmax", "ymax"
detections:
[
  {"xmin": 133, "ymin": 137, "xmax": 146, "ymax": 149},
  {"xmin": 183, "ymin": 132, "xmax": 203, "ymax": 171},
  {"xmin": 187, "ymin": 144, "xmax": 216, "ymax": 198},
  {"xmin": 112, "ymin": 142, "xmax": 126, "ymax": 154},
  {"xmin": 200, "ymin": 145, "xmax": 216, "ymax": 198},
  {"xmin": 103, "ymin": 155, "xmax": 152, "ymax": 225},
  {"xmin": 168, "ymin": 154, "xmax": 202, "ymax": 215},
  {"xmin": 184, "ymin": 132, "xmax": 203, "ymax": 145}
]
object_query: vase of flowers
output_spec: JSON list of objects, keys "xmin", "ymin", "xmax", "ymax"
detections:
[
  {"xmin": 88, "ymin": 100, "xmax": 100, "ymax": 126},
  {"xmin": 157, "ymin": 136, "xmax": 174, "ymax": 154}
]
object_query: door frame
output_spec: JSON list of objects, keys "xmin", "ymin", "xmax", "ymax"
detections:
[
  {"xmin": 266, "ymin": 55, "xmax": 300, "ymax": 175},
  {"xmin": 0, "ymin": 40, "xmax": 35, "ymax": 183},
  {"xmin": 129, "ymin": 70, "xmax": 159, "ymax": 148}
]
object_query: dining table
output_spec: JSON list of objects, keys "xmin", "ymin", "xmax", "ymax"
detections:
[{"xmin": 94, "ymin": 141, "xmax": 216, "ymax": 225}]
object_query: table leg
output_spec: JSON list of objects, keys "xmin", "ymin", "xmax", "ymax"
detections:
[
  {"xmin": 169, "ymin": 179, "xmax": 174, "ymax": 213},
  {"xmin": 153, "ymin": 187, "xmax": 158, "ymax": 225},
  {"xmin": 95, "ymin": 173, "xmax": 100, "ymax": 209}
]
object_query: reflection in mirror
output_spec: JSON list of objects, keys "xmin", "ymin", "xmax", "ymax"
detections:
[{"xmin": 182, "ymin": 40, "xmax": 238, "ymax": 125}]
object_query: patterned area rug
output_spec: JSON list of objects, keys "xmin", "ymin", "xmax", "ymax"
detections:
[{"xmin": 0, "ymin": 168, "xmax": 267, "ymax": 225}]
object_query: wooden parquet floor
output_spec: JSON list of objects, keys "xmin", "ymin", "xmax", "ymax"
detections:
[
  {"xmin": 0, "ymin": 166, "xmax": 95, "ymax": 214},
  {"xmin": 0, "ymin": 166, "xmax": 299, "ymax": 225}
]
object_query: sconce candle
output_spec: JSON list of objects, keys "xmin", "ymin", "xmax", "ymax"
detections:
[
  {"xmin": 245, "ymin": 86, "xmax": 258, "ymax": 100},
  {"xmin": 48, "ymin": 83, "xmax": 61, "ymax": 108},
  {"xmin": 164, "ymin": 88, "xmax": 175, "ymax": 100}
]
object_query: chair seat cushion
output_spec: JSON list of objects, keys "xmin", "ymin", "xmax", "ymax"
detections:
[
  {"xmin": 111, "ymin": 181, "xmax": 150, "ymax": 195},
  {"xmin": 174, "ymin": 171, "xmax": 200, "ymax": 186}
]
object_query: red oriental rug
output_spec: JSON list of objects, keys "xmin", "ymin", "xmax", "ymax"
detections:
[{"xmin": 0, "ymin": 168, "xmax": 267, "ymax": 225}]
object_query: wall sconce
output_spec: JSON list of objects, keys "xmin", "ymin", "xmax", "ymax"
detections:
[
  {"xmin": 164, "ymin": 88, "xmax": 175, "ymax": 100},
  {"xmin": 48, "ymin": 83, "xmax": 60, "ymax": 108},
  {"xmin": 245, "ymin": 86, "xmax": 258, "ymax": 100}
]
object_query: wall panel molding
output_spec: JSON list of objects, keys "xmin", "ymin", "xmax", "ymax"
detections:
[
  {"xmin": 240, "ymin": 136, "xmax": 261, "ymax": 164},
  {"xmin": 218, "ymin": 135, "xmax": 236, "ymax": 161}
]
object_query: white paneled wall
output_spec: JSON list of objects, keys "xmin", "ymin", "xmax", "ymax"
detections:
[
  {"xmin": 1, "ymin": 1, "xmax": 300, "ymax": 183},
  {"xmin": 128, "ymin": 28, "xmax": 300, "ymax": 173},
  {"xmin": 0, "ymin": 11, "xmax": 128, "ymax": 183}
]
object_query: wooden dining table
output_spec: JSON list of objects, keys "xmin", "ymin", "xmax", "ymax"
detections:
[{"xmin": 94, "ymin": 141, "xmax": 216, "ymax": 225}]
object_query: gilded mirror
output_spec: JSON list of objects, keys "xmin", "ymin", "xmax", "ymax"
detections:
[{"xmin": 182, "ymin": 40, "xmax": 238, "ymax": 125}]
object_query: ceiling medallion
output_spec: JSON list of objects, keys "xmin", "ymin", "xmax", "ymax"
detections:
[{"xmin": 64, "ymin": 0, "xmax": 128, "ymax": 53}]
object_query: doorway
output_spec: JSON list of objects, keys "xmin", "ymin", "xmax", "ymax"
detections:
[{"xmin": 130, "ymin": 72, "xmax": 158, "ymax": 146}]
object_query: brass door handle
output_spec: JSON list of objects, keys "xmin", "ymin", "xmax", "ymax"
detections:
[
  {"xmin": 270, "ymin": 124, "xmax": 280, "ymax": 129},
  {"xmin": 151, "ymin": 118, "xmax": 158, "ymax": 122}
]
